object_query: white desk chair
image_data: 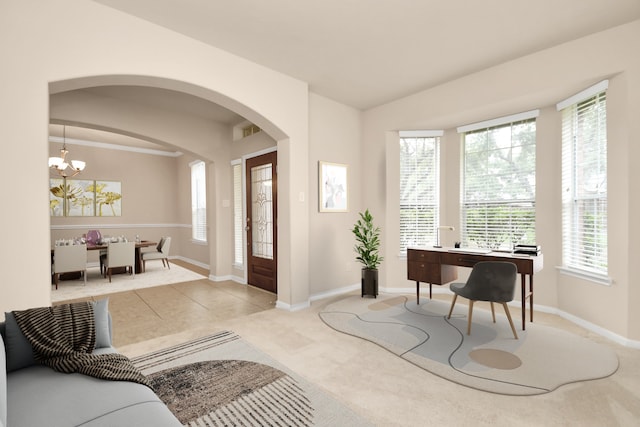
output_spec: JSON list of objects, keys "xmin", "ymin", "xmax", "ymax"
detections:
[
  {"xmin": 103, "ymin": 241, "xmax": 135, "ymax": 283},
  {"xmin": 52, "ymin": 244, "xmax": 87, "ymax": 289}
]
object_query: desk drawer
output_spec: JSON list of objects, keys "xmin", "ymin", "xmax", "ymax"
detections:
[
  {"xmin": 408, "ymin": 261, "xmax": 457, "ymax": 284},
  {"xmin": 441, "ymin": 252, "xmax": 480, "ymax": 268},
  {"xmin": 407, "ymin": 249, "xmax": 440, "ymax": 262}
]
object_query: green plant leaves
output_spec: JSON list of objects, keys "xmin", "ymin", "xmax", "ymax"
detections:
[{"xmin": 352, "ymin": 209, "xmax": 383, "ymax": 270}]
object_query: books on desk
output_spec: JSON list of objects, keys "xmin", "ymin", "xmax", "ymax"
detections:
[{"xmin": 514, "ymin": 244, "xmax": 541, "ymax": 256}]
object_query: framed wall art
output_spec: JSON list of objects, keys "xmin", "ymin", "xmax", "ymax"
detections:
[
  {"xmin": 319, "ymin": 161, "xmax": 348, "ymax": 212},
  {"xmin": 49, "ymin": 179, "xmax": 122, "ymax": 217},
  {"xmin": 95, "ymin": 180, "xmax": 122, "ymax": 217}
]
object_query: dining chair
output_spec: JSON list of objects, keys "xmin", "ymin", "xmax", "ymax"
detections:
[
  {"xmin": 52, "ymin": 244, "xmax": 88, "ymax": 289},
  {"xmin": 103, "ymin": 241, "xmax": 135, "ymax": 283},
  {"xmin": 447, "ymin": 261, "xmax": 519, "ymax": 339},
  {"xmin": 141, "ymin": 236, "xmax": 171, "ymax": 272}
]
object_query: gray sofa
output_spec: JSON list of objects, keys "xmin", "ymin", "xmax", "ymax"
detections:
[{"xmin": 0, "ymin": 300, "xmax": 181, "ymax": 427}]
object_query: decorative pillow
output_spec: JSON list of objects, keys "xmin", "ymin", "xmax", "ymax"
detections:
[
  {"xmin": 3, "ymin": 312, "xmax": 35, "ymax": 372},
  {"xmin": 91, "ymin": 298, "xmax": 112, "ymax": 349}
]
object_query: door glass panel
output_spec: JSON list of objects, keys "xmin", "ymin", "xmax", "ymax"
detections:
[{"xmin": 251, "ymin": 163, "xmax": 273, "ymax": 260}]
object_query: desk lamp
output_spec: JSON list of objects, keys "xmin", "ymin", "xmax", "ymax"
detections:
[{"xmin": 434, "ymin": 225, "xmax": 455, "ymax": 248}]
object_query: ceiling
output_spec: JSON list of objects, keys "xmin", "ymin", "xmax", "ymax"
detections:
[{"xmin": 94, "ymin": 0, "xmax": 640, "ymax": 110}]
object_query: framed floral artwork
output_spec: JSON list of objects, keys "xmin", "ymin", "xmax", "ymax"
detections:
[
  {"xmin": 66, "ymin": 179, "xmax": 95, "ymax": 217},
  {"xmin": 95, "ymin": 180, "xmax": 122, "ymax": 216},
  {"xmin": 49, "ymin": 179, "xmax": 122, "ymax": 217}
]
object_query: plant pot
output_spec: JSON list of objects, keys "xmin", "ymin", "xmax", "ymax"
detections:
[{"xmin": 361, "ymin": 268, "xmax": 378, "ymax": 298}]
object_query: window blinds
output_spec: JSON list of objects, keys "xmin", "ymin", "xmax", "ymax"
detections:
[
  {"xmin": 190, "ymin": 161, "xmax": 207, "ymax": 242},
  {"xmin": 461, "ymin": 119, "xmax": 537, "ymax": 249},
  {"xmin": 232, "ymin": 163, "xmax": 243, "ymax": 265},
  {"xmin": 399, "ymin": 136, "xmax": 440, "ymax": 254},
  {"xmin": 559, "ymin": 85, "xmax": 608, "ymax": 276}
]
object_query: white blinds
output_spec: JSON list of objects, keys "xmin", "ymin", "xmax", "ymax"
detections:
[
  {"xmin": 560, "ymin": 87, "xmax": 608, "ymax": 276},
  {"xmin": 399, "ymin": 136, "xmax": 440, "ymax": 254},
  {"xmin": 232, "ymin": 163, "xmax": 243, "ymax": 265},
  {"xmin": 190, "ymin": 160, "xmax": 207, "ymax": 242},
  {"xmin": 461, "ymin": 119, "xmax": 537, "ymax": 249}
]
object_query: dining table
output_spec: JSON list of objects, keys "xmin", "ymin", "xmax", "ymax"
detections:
[
  {"xmin": 86, "ymin": 240, "xmax": 157, "ymax": 274},
  {"xmin": 51, "ymin": 240, "xmax": 157, "ymax": 277}
]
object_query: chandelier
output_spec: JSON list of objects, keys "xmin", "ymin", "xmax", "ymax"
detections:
[{"xmin": 48, "ymin": 126, "xmax": 86, "ymax": 178}]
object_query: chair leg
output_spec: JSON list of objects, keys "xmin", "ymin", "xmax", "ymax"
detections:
[
  {"xmin": 502, "ymin": 303, "xmax": 518, "ymax": 339},
  {"xmin": 467, "ymin": 300, "xmax": 474, "ymax": 335},
  {"xmin": 490, "ymin": 302, "xmax": 496, "ymax": 323},
  {"xmin": 447, "ymin": 294, "xmax": 458, "ymax": 319},
  {"xmin": 108, "ymin": 268, "xmax": 112, "ymax": 283},
  {"xmin": 166, "ymin": 258, "xmax": 170, "ymax": 269},
  {"xmin": 54, "ymin": 273, "xmax": 59, "ymax": 290},
  {"xmin": 83, "ymin": 270, "xmax": 87, "ymax": 286}
]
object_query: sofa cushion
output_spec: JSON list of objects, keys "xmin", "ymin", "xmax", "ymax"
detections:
[
  {"xmin": 91, "ymin": 298, "xmax": 111, "ymax": 349},
  {"xmin": 7, "ymin": 365, "xmax": 181, "ymax": 427},
  {"xmin": 3, "ymin": 312, "xmax": 35, "ymax": 372},
  {"xmin": 4, "ymin": 300, "xmax": 112, "ymax": 371}
]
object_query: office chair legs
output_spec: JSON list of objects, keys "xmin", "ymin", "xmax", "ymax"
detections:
[{"xmin": 448, "ymin": 296, "xmax": 518, "ymax": 339}]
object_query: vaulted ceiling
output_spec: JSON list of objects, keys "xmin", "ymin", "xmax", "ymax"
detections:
[
  {"xmin": 94, "ymin": 0, "xmax": 640, "ymax": 110},
  {"xmin": 59, "ymin": 1, "xmax": 640, "ymax": 148}
]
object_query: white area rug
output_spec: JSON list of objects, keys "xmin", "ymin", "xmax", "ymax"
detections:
[{"xmin": 51, "ymin": 263, "xmax": 206, "ymax": 302}]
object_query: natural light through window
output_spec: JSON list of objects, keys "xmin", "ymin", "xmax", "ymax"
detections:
[
  {"xmin": 399, "ymin": 131, "xmax": 441, "ymax": 255},
  {"xmin": 458, "ymin": 112, "xmax": 538, "ymax": 250},
  {"xmin": 558, "ymin": 80, "xmax": 608, "ymax": 281},
  {"xmin": 190, "ymin": 160, "xmax": 207, "ymax": 242}
]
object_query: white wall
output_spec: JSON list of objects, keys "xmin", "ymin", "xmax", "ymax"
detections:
[
  {"xmin": 0, "ymin": 0, "xmax": 309, "ymax": 313},
  {"xmin": 308, "ymin": 93, "xmax": 363, "ymax": 296},
  {"xmin": 365, "ymin": 20, "xmax": 640, "ymax": 341}
]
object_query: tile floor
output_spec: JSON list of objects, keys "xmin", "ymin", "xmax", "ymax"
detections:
[{"xmin": 54, "ymin": 259, "xmax": 276, "ymax": 348}]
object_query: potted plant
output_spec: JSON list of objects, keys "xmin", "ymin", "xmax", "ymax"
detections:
[{"xmin": 352, "ymin": 209, "xmax": 383, "ymax": 297}]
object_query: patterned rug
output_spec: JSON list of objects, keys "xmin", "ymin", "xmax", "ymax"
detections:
[
  {"xmin": 131, "ymin": 331, "xmax": 372, "ymax": 426},
  {"xmin": 319, "ymin": 295, "xmax": 619, "ymax": 395}
]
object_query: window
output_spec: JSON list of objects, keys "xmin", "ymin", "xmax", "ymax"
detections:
[
  {"xmin": 558, "ymin": 80, "xmax": 608, "ymax": 278},
  {"xmin": 232, "ymin": 161, "xmax": 243, "ymax": 265},
  {"xmin": 190, "ymin": 160, "xmax": 207, "ymax": 242},
  {"xmin": 399, "ymin": 132, "xmax": 441, "ymax": 255},
  {"xmin": 458, "ymin": 111, "xmax": 538, "ymax": 249}
]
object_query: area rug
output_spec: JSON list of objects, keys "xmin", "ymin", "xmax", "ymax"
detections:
[
  {"xmin": 131, "ymin": 331, "xmax": 372, "ymax": 426},
  {"xmin": 319, "ymin": 295, "xmax": 619, "ymax": 396},
  {"xmin": 52, "ymin": 263, "xmax": 206, "ymax": 302}
]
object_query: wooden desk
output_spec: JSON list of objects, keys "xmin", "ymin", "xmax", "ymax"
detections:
[{"xmin": 407, "ymin": 247, "xmax": 543, "ymax": 330}]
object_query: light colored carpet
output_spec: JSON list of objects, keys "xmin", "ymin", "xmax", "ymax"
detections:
[
  {"xmin": 131, "ymin": 331, "xmax": 373, "ymax": 427},
  {"xmin": 319, "ymin": 294, "xmax": 619, "ymax": 395},
  {"xmin": 51, "ymin": 263, "xmax": 206, "ymax": 302}
]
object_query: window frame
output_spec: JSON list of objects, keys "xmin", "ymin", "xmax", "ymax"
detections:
[
  {"xmin": 557, "ymin": 80, "xmax": 609, "ymax": 283},
  {"xmin": 190, "ymin": 160, "xmax": 207, "ymax": 243},
  {"xmin": 458, "ymin": 112, "xmax": 538, "ymax": 250},
  {"xmin": 398, "ymin": 131, "xmax": 442, "ymax": 256},
  {"xmin": 232, "ymin": 160, "xmax": 244, "ymax": 267}
]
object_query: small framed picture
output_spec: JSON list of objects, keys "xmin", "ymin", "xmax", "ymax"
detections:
[{"xmin": 319, "ymin": 161, "xmax": 348, "ymax": 212}]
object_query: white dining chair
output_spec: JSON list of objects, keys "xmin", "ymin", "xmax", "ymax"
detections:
[
  {"xmin": 141, "ymin": 236, "xmax": 171, "ymax": 272},
  {"xmin": 52, "ymin": 244, "xmax": 88, "ymax": 289},
  {"xmin": 103, "ymin": 241, "xmax": 135, "ymax": 283}
]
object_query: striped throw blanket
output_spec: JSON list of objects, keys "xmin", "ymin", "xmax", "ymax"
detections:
[{"xmin": 13, "ymin": 302, "xmax": 151, "ymax": 388}]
